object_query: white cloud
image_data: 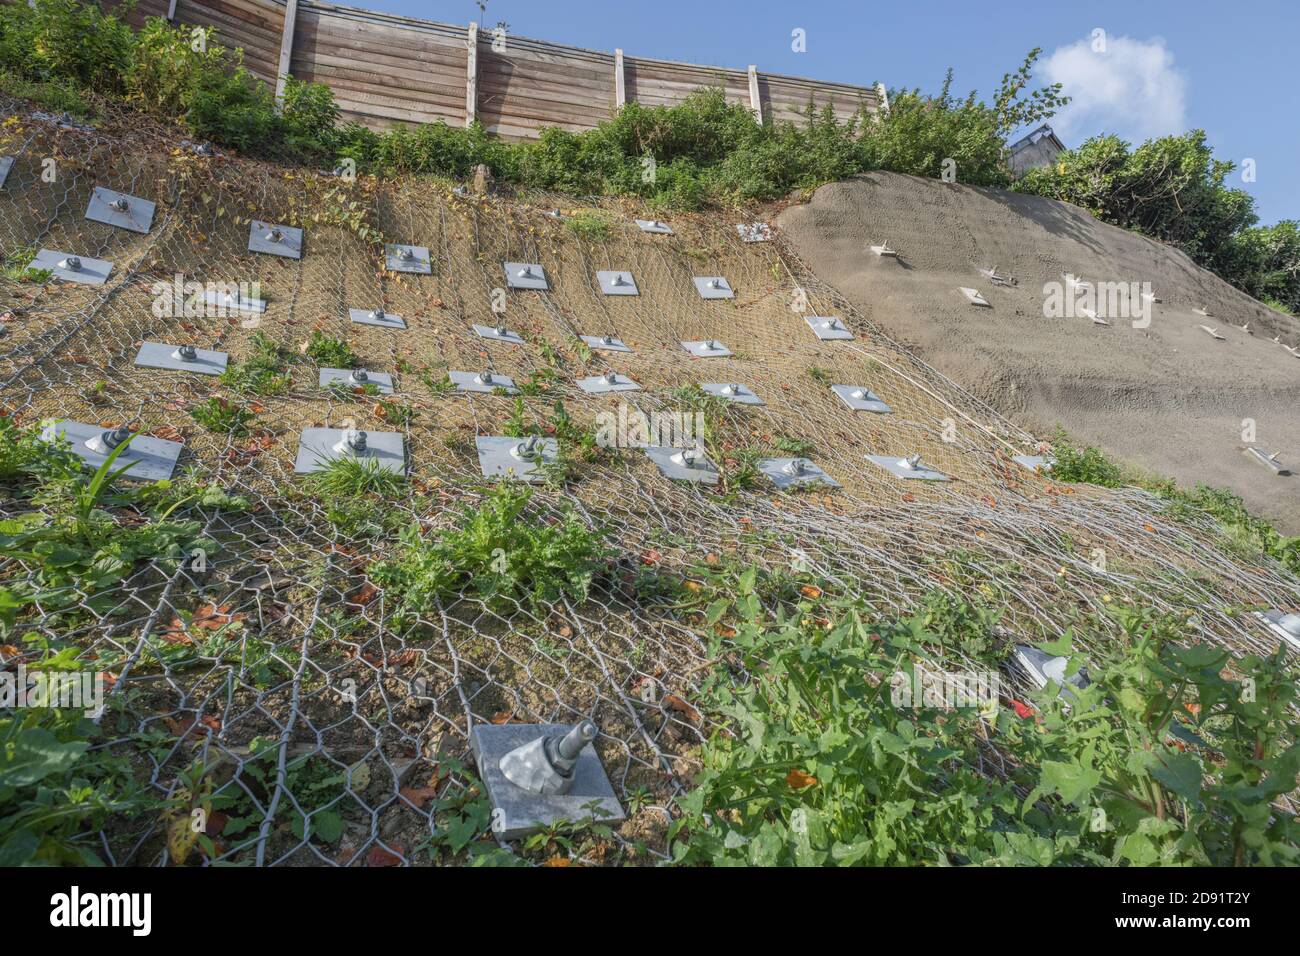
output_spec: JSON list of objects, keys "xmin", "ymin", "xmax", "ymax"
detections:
[{"xmin": 1037, "ymin": 34, "xmax": 1187, "ymax": 144}]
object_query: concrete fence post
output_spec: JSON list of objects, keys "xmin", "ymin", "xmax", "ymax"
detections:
[
  {"xmin": 614, "ymin": 48, "xmax": 626, "ymax": 109},
  {"xmin": 466, "ymin": 22, "xmax": 479, "ymax": 127},
  {"xmin": 273, "ymin": 0, "xmax": 299, "ymax": 107}
]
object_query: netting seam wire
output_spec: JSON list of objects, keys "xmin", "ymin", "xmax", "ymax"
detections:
[{"xmin": 252, "ymin": 584, "xmax": 327, "ymax": 868}]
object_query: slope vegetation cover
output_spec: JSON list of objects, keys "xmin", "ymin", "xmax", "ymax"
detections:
[
  {"xmin": 0, "ymin": 4, "xmax": 1298, "ymax": 868},
  {"xmin": 0, "ymin": 98, "xmax": 1298, "ymax": 867}
]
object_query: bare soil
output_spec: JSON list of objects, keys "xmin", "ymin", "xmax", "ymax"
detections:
[{"xmin": 776, "ymin": 172, "xmax": 1300, "ymax": 533}]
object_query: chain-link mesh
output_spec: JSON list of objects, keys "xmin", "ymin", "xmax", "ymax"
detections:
[{"xmin": 2, "ymin": 103, "xmax": 1296, "ymax": 866}]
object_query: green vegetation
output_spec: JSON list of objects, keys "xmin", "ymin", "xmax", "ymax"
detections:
[
  {"xmin": 0, "ymin": 426, "xmax": 210, "ymax": 615},
  {"xmin": 1048, "ymin": 430, "xmax": 1125, "ymax": 488},
  {"xmin": 190, "ymin": 396, "xmax": 254, "ymax": 434},
  {"xmin": 1048, "ymin": 430, "xmax": 1299, "ymax": 575},
  {"xmin": 669, "ymin": 562, "xmax": 1300, "ymax": 865},
  {"xmin": 219, "ymin": 332, "xmax": 293, "ymax": 396},
  {"xmin": 370, "ymin": 484, "xmax": 608, "ymax": 616},
  {"xmin": 304, "ymin": 331, "xmax": 359, "ymax": 369},
  {"xmin": 1, "ymin": 244, "xmax": 50, "ymax": 283},
  {"xmin": 562, "ymin": 210, "xmax": 613, "ymax": 241},
  {"xmin": 4, "ymin": 3, "xmax": 1295, "ymax": 309},
  {"xmin": 307, "ymin": 455, "xmax": 405, "ymax": 499},
  {"xmin": 0, "ymin": 707, "xmax": 151, "ymax": 865},
  {"xmin": 1018, "ymin": 132, "xmax": 1300, "ymax": 314}
]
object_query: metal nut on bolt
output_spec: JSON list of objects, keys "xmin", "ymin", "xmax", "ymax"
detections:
[
  {"xmin": 349, "ymin": 369, "xmax": 369, "ymax": 384},
  {"xmin": 499, "ymin": 720, "xmax": 599, "ymax": 796},
  {"xmin": 334, "ymin": 429, "xmax": 368, "ymax": 455},
  {"xmin": 110, "ymin": 196, "xmax": 130, "ymax": 212},
  {"xmin": 511, "ymin": 435, "xmax": 545, "ymax": 461},
  {"xmin": 173, "ymin": 344, "xmax": 198, "ymax": 362},
  {"xmin": 86, "ymin": 425, "xmax": 132, "ymax": 454},
  {"xmin": 784, "ymin": 458, "xmax": 808, "ymax": 476},
  {"xmin": 267, "ymin": 228, "xmax": 283, "ymax": 243},
  {"xmin": 62, "ymin": 256, "xmax": 82, "ymax": 271},
  {"xmin": 369, "ymin": 308, "xmax": 385, "ymax": 320},
  {"xmin": 475, "ymin": 370, "xmax": 493, "ymax": 385}
]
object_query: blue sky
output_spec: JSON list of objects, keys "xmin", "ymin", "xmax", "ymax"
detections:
[{"xmin": 360, "ymin": 0, "xmax": 1298, "ymax": 224}]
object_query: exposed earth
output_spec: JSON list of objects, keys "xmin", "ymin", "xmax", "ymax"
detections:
[{"xmin": 777, "ymin": 172, "xmax": 1300, "ymax": 532}]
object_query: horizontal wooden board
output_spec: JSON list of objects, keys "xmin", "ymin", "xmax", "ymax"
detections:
[{"xmin": 77, "ymin": 0, "xmax": 881, "ymax": 138}]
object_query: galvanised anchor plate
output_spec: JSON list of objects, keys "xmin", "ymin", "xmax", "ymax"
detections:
[
  {"xmin": 597, "ymin": 270, "xmax": 638, "ymax": 295},
  {"xmin": 385, "ymin": 243, "xmax": 431, "ymax": 274},
  {"xmin": 681, "ymin": 340, "xmax": 732, "ymax": 358},
  {"xmin": 294, "ymin": 428, "xmax": 405, "ymax": 475},
  {"xmin": 701, "ymin": 382, "xmax": 763, "ymax": 405},
  {"xmin": 636, "ymin": 218, "xmax": 673, "ymax": 234},
  {"xmin": 0, "ymin": 155, "xmax": 13, "ymax": 189},
  {"xmin": 1245, "ymin": 447, "xmax": 1286, "ymax": 474},
  {"xmin": 866, "ymin": 453, "xmax": 949, "ymax": 481},
  {"xmin": 693, "ymin": 276, "xmax": 734, "ymax": 300},
  {"xmin": 581, "ymin": 334, "xmax": 632, "ymax": 353},
  {"xmin": 578, "ymin": 371, "xmax": 640, "ymax": 394},
  {"xmin": 449, "ymin": 369, "xmax": 518, "ymax": 395},
  {"xmin": 349, "ymin": 307, "xmax": 406, "ymax": 330},
  {"xmin": 960, "ymin": 287, "xmax": 991, "ymax": 307},
  {"xmin": 41, "ymin": 420, "xmax": 182, "ymax": 481},
  {"xmin": 203, "ymin": 287, "xmax": 266, "ymax": 314},
  {"xmin": 84, "ymin": 186, "xmax": 155, "ymax": 234},
  {"xmin": 832, "ymin": 384, "xmax": 891, "ymax": 413},
  {"xmin": 503, "ymin": 262, "xmax": 549, "ymax": 290},
  {"xmin": 319, "ymin": 367, "xmax": 394, "ymax": 394},
  {"xmin": 1011, "ymin": 644, "xmax": 1088, "ymax": 701},
  {"xmin": 473, "ymin": 324, "xmax": 525, "ymax": 345},
  {"xmin": 735, "ymin": 222, "xmax": 771, "ymax": 242},
  {"xmin": 134, "ymin": 342, "xmax": 228, "ymax": 376},
  {"xmin": 1012, "ymin": 454, "xmax": 1054, "ymax": 473},
  {"xmin": 32, "ymin": 249, "xmax": 112, "ymax": 286},
  {"xmin": 759, "ymin": 457, "xmax": 838, "ymax": 489},
  {"xmin": 248, "ymin": 220, "xmax": 302, "ymax": 259},
  {"xmin": 476, "ymin": 435, "xmax": 557, "ymax": 482},
  {"xmin": 978, "ymin": 266, "xmax": 1015, "ymax": 287},
  {"xmin": 470, "ymin": 722, "xmax": 625, "ymax": 840},
  {"xmin": 804, "ymin": 316, "xmax": 853, "ymax": 341},
  {"xmin": 1255, "ymin": 609, "xmax": 1300, "ymax": 651},
  {"xmin": 644, "ymin": 445, "xmax": 718, "ymax": 484}
]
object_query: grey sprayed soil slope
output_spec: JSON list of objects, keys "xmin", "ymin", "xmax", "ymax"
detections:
[{"xmin": 777, "ymin": 172, "xmax": 1300, "ymax": 533}]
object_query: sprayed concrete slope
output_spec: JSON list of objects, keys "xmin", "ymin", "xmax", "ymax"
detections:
[{"xmin": 777, "ymin": 172, "xmax": 1300, "ymax": 533}]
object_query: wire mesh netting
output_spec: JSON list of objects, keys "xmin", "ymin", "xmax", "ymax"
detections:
[{"xmin": 1, "ymin": 104, "xmax": 1296, "ymax": 866}]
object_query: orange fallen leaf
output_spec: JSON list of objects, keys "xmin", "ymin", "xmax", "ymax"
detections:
[
  {"xmin": 799, "ymin": 585, "xmax": 822, "ymax": 599},
  {"xmin": 785, "ymin": 769, "xmax": 818, "ymax": 789},
  {"xmin": 365, "ymin": 844, "xmax": 404, "ymax": 867},
  {"xmin": 541, "ymin": 856, "xmax": 572, "ymax": 867},
  {"xmin": 399, "ymin": 786, "xmax": 440, "ymax": 809},
  {"xmin": 662, "ymin": 694, "xmax": 701, "ymax": 725},
  {"xmin": 490, "ymin": 710, "xmax": 514, "ymax": 724}
]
